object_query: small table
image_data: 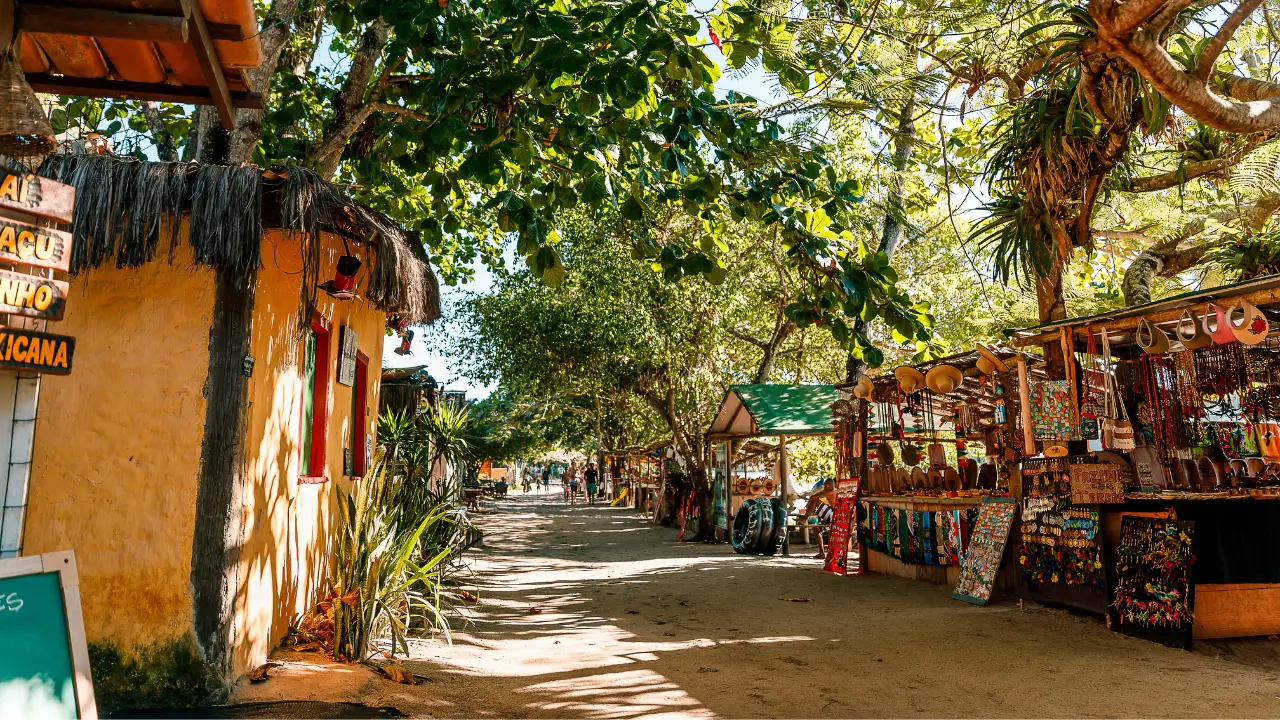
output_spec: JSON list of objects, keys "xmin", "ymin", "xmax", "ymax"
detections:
[{"xmin": 464, "ymin": 488, "xmax": 483, "ymax": 511}]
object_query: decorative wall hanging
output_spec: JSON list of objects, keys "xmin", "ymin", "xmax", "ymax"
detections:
[
  {"xmin": 952, "ymin": 498, "xmax": 1017, "ymax": 606},
  {"xmin": 1110, "ymin": 517, "xmax": 1197, "ymax": 649},
  {"xmin": 1068, "ymin": 462, "xmax": 1130, "ymax": 504},
  {"xmin": 1030, "ymin": 379, "xmax": 1077, "ymax": 441}
]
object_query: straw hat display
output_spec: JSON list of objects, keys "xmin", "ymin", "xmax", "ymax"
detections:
[
  {"xmin": 894, "ymin": 366, "xmax": 925, "ymax": 394},
  {"xmin": 1228, "ymin": 298, "xmax": 1270, "ymax": 345},
  {"xmin": 925, "ymin": 364, "xmax": 964, "ymax": 394},
  {"xmin": 975, "ymin": 345, "xmax": 1009, "ymax": 374},
  {"xmin": 852, "ymin": 375, "xmax": 876, "ymax": 400}
]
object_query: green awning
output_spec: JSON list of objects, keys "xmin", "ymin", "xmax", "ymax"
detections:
[{"xmin": 707, "ymin": 384, "xmax": 839, "ymax": 439}]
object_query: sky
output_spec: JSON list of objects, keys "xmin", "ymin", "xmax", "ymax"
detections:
[{"xmin": 383, "ymin": 24, "xmax": 786, "ymax": 399}]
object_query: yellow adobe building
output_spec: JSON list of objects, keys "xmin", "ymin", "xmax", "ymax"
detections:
[{"xmin": 16, "ymin": 158, "xmax": 438, "ymax": 701}]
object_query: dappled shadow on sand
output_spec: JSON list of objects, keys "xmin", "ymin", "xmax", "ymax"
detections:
[{"xmin": 392, "ymin": 493, "xmax": 821, "ymax": 718}]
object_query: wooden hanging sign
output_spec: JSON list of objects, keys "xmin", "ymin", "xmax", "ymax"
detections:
[
  {"xmin": 0, "ymin": 216, "xmax": 73, "ymax": 272},
  {"xmin": 0, "ymin": 268, "xmax": 69, "ymax": 321},
  {"xmin": 0, "ymin": 327, "xmax": 75, "ymax": 375},
  {"xmin": 0, "ymin": 172, "xmax": 75, "ymax": 224}
]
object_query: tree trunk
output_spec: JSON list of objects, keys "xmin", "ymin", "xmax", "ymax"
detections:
[
  {"xmin": 1037, "ymin": 251, "xmax": 1069, "ymax": 379},
  {"xmin": 315, "ymin": 20, "xmax": 391, "ymax": 179},
  {"xmin": 845, "ymin": 97, "xmax": 917, "ymax": 382},
  {"xmin": 224, "ymin": 0, "xmax": 301, "ymax": 164},
  {"xmin": 142, "ymin": 101, "xmax": 177, "ymax": 162}
]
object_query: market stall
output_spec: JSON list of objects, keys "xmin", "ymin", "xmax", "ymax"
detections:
[
  {"xmin": 834, "ymin": 346, "xmax": 1042, "ymax": 589},
  {"xmin": 708, "ymin": 384, "xmax": 839, "ymax": 551},
  {"xmin": 1007, "ymin": 274, "xmax": 1280, "ymax": 642}
]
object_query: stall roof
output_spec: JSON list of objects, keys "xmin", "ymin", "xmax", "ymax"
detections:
[
  {"xmin": 13, "ymin": 0, "xmax": 266, "ymax": 128},
  {"xmin": 1006, "ymin": 274, "xmax": 1280, "ymax": 348},
  {"xmin": 707, "ymin": 384, "xmax": 839, "ymax": 439}
]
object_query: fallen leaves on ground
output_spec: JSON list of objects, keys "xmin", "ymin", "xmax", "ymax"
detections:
[
  {"xmin": 380, "ymin": 664, "xmax": 419, "ymax": 685},
  {"xmin": 698, "ymin": 667, "xmax": 719, "ymax": 673},
  {"xmin": 459, "ymin": 589, "xmax": 480, "ymax": 603},
  {"xmin": 782, "ymin": 597, "xmax": 813, "ymax": 602},
  {"xmin": 248, "ymin": 662, "xmax": 282, "ymax": 683},
  {"xmin": 527, "ymin": 607, "xmax": 544, "ymax": 614}
]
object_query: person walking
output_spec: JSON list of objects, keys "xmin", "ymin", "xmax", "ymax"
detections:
[
  {"xmin": 541, "ymin": 465, "xmax": 550, "ymax": 494},
  {"xmin": 563, "ymin": 462, "xmax": 577, "ymax": 503},
  {"xmin": 584, "ymin": 462, "xmax": 599, "ymax": 505}
]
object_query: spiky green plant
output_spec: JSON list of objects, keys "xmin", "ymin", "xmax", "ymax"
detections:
[{"xmin": 330, "ymin": 449, "xmax": 471, "ymax": 661}]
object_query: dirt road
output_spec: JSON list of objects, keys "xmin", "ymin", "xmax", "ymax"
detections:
[{"xmin": 235, "ymin": 491, "xmax": 1280, "ymax": 718}]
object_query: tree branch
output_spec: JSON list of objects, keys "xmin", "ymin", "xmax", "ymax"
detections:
[{"xmin": 1194, "ymin": 0, "xmax": 1262, "ymax": 81}]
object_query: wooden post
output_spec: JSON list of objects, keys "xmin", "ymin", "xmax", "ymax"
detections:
[{"xmin": 1017, "ymin": 354, "xmax": 1035, "ymax": 452}]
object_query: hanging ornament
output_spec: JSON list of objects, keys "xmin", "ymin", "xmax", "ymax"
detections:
[{"xmin": 0, "ymin": 53, "xmax": 55, "ymax": 158}]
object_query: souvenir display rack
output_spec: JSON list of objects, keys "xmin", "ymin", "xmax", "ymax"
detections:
[
  {"xmin": 834, "ymin": 345, "xmax": 1041, "ymax": 587},
  {"xmin": 1007, "ymin": 274, "xmax": 1280, "ymax": 639}
]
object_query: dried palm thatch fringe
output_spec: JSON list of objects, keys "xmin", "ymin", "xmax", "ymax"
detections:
[{"xmin": 33, "ymin": 156, "xmax": 439, "ymax": 328}]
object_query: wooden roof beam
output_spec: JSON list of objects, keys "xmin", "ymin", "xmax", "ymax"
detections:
[
  {"xmin": 25, "ymin": 73, "xmax": 262, "ymax": 108},
  {"xmin": 16, "ymin": 3, "xmax": 245, "ymax": 43},
  {"xmin": 180, "ymin": 0, "xmax": 233, "ymax": 129}
]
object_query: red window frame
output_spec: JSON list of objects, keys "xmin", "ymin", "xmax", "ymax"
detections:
[
  {"xmin": 300, "ymin": 312, "xmax": 331, "ymax": 483},
  {"xmin": 352, "ymin": 351, "xmax": 369, "ymax": 477}
]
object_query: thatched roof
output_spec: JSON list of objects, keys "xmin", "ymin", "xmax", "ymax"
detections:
[{"xmin": 34, "ymin": 156, "xmax": 440, "ymax": 326}]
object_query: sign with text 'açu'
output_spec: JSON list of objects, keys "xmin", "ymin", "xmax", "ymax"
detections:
[
  {"xmin": 0, "ymin": 327, "xmax": 75, "ymax": 374},
  {"xmin": 0, "ymin": 552, "xmax": 97, "ymax": 719},
  {"xmin": 0, "ymin": 216, "xmax": 72, "ymax": 272},
  {"xmin": 0, "ymin": 267, "xmax": 69, "ymax": 321}
]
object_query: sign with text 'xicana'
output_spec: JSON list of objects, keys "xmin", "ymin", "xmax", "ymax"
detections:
[{"xmin": 0, "ymin": 327, "xmax": 75, "ymax": 375}]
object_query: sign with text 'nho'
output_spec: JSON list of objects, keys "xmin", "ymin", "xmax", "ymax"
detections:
[{"xmin": 0, "ymin": 268, "xmax": 68, "ymax": 321}]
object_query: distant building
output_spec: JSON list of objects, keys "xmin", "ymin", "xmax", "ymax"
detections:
[{"xmin": 379, "ymin": 365, "xmax": 438, "ymax": 417}]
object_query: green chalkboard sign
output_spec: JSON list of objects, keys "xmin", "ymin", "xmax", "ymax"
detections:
[{"xmin": 0, "ymin": 552, "xmax": 97, "ymax": 719}]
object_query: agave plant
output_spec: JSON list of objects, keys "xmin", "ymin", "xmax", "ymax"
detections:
[{"xmin": 330, "ymin": 449, "xmax": 471, "ymax": 661}]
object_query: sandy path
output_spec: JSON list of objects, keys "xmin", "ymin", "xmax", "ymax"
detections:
[{"xmin": 234, "ymin": 491, "xmax": 1280, "ymax": 718}]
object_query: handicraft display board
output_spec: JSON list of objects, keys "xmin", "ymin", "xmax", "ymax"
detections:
[
  {"xmin": 1110, "ymin": 517, "xmax": 1197, "ymax": 649},
  {"xmin": 1030, "ymin": 379, "xmax": 1077, "ymax": 441},
  {"xmin": 952, "ymin": 498, "xmax": 1016, "ymax": 605},
  {"xmin": 1019, "ymin": 459, "xmax": 1107, "ymax": 613},
  {"xmin": 1068, "ymin": 462, "xmax": 1129, "ymax": 505}
]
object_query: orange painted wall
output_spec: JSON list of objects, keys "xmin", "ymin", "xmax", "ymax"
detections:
[
  {"xmin": 24, "ymin": 242, "xmax": 215, "ymax": 649},
  {"xmin": 230, "ymin": 229, "xmax": 385, "ymax": 677}
]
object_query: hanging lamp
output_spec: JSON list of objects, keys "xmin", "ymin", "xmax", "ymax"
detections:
[{"xmin": 0, "ymin": 52, "xmax": 55, "ymax": 158}]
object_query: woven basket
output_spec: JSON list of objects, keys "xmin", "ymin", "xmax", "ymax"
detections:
[{"xmin": 0, "ymin": 54, "xmax": 54, "ymax": 157}]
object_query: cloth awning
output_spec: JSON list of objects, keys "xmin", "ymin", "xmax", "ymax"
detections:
[{"xmin": 707, "ymin": 384, "xmax": 839, "ymax": 439}]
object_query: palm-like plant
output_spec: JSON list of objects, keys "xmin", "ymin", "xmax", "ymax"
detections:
[{"xmin": 330, "ymin": 450, "xmax": 467, "ymax": 661}]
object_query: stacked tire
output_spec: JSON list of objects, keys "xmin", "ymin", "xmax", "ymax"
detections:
[{"xmin": 731, "ymin": 497, "xmax": 788, "ymax": 555}]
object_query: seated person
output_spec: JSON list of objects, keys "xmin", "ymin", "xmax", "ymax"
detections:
[{"xmin": 797, "ymin": 479, "xmax": 835, "ymax": 557}]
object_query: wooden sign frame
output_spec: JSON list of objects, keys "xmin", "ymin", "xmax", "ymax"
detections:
[
  {"xmin": 0, "ymin": 172, "xmax": 75, "ymax": 224},
  {"xmin": 0, "ymin": 551, "xmax": 97, "ymax": 719},
  {"xmin": 0, "ymin": 267, "xmax": 69, "ymax": 321},
  {"xmin": 337, "ymin": 326, "xmax": 357, "ymax": 387},
  {"xmin": 0, "ymin": 216, "xmax": 73, "ymax": 273},
  {"xmin": 0, "ymin": 327, "xmax": 75, "ymax": 375}
]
